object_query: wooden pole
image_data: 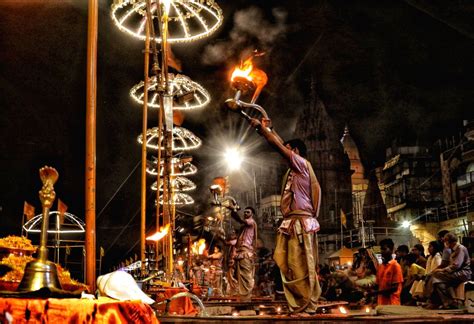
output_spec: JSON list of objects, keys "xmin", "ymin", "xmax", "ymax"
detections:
[
  {"xmin": 140, "ymin": 2, "xmax": 151, "ymax": 274},
  {"xmin": 144, "ymin": 0, "xmax": 162, "ymax": 272},
  {"xmin": 155, "ymin": 1, "xmax": 172, "ymax": 280},
  {"xmin": 85, "ymin": 0, "xmax": 98, "ymax": 291},
  {"xmin": 161, "ymin": 2, "xmax": 174, "ymax": 281}
]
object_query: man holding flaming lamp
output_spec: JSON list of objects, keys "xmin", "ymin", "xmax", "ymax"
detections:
[{"xmin": 225, "ymin": 56, "xmax": 322, "ymax": 314}]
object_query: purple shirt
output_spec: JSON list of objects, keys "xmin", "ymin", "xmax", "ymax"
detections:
[
  {"xmin": 283, "ymin": 152, "xmax": 314, "ymax": 215},
  {"xmin": 238, "ymin": 217, "xmax": 256, "ymax": 250}
]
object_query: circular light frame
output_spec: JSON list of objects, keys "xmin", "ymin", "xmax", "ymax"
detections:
[
  {"xmin": 137, "ymin": 126, "xmax": 201, "ymax": 151},
  {"xmin": 146, "ymin": 156, "xmax": 197, "ymax": 176},
  {"xmin": 156, "ymin": 192, "xmax": 195, "ymax": 205},
  {"xmin": 130, "ymin": 74, "xmax": 211, "ymax": 111},
  {"xmin": 111, "ymin": 0, "xmax": 224, "ymax": 43},
  {"xmin": 151, "ymin": 176, "xmax": 196, "ymax": 192}
]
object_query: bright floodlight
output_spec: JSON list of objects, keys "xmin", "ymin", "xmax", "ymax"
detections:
[
  {"xmin": 111, "ymin": 0, "xmax": 224, "ymax": 43},
  {"xmin": 402, "ymin": 220, "xmax": 411, "ymax": 228},
  {"xmin": 224, "ymin": 147, "xmax": 244, "ymax": 171},
  {"xmin": 130, "ymin": 74, "xmax": 211, "ymax": 110}
]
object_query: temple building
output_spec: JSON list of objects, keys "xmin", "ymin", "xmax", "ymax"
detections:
[
  {"xmin": 340, "ymin": 125, "xmax": 369, "ymax": 227},
  {"xmin": 294, "ymin": 81, "xmax": 353, "ymax": 234}
]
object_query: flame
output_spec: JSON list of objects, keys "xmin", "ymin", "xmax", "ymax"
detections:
[
  {"xmin": 231, "ymin": 57, "xmax": 254, "ymax": 82},
  {"xmin": 191, "ymin": 238, "xmax": 206, "ymax": 255},
  {"xmin": 250, "ymin": 67, "xmax": 268, "ymax": 104},
  {"xmin": 364, "ymin": 306, "xmax": 371, "ymax": 313},
  {"xmin": 230, "ymin": 55, "xmax": 268, "ymax": 103},
  {"xmin": 339, "ymin": 306, "xmax": 348, "ymax": 314},
  {"xmin": 146, "ymin": 224, "xmax": 170, "ymax": 241}
]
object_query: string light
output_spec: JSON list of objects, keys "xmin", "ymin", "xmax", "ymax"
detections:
[
  {"xmin": 130, "ymin": 74, "xmax": 211, "ymax": 110},
  {"xmin": 111, "ymin": 0, "xmax": 223, "ymax": 43},
  {"xmin": 156, "ymin": 192, "xmax": 194, "ymax": 205},
  {"xmin": 137, "ymin": 126, "xmax": 202, "ymax": 151},
  {"xmin": 151, "ymin": 176, "xmax": 196, "ymax": 192},
  {"xmin": 146, "ymin": 156, "xmax": 197, "ymax": 176},
  {"xmin": 23, "ymin": 212, "xmax": 85, "ymax": 234}
]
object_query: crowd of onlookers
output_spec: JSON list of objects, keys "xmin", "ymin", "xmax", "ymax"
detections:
[
  {"xmin": 193, "ymin": 230, "xmax": 473, "ymax": 309},
  {"xmin": 318, "ymin": 230, "xmax": 473, "ymax": 309}
]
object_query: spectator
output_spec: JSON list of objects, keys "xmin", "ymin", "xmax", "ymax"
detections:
[
  {"xmin": 401, "ymin": 253, "xmax": 425, "ymax": 304},
  {"xmin": 410, "ymin": 240, "xmax": 443, "ymax": 300},
  {"xmin": 351, "ymin": 248, "xmax": 377, "ymax": 288},
  {"xmin": 396, "ymin": 245, "xmax": 410, "ymax": 279},
  {"xmin": 425, "ymin": 232, "xmax": 472, "ymax": 309},
  {"xmin": 320, "ymin": 266, "xmax": 363, "ymax": 303},
  {"xmin": 436, "ymin": 230, "xmax": 451, "ymax": 269},
  {"xmin": 411, "ymin": 244, "xmax": 427, "ymax": 268},
  {"xmin": 375, "ymin": 238, "xmax": 404, "ymax": 305}
]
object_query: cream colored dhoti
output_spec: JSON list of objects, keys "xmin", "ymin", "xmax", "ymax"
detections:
[
  {"xmin": 274, "ymin": 219, "xmax": 321, "ymax": 313},
  {"xmin": 236, "ymin": 246, "xmax": 255, "ymax": 300}
]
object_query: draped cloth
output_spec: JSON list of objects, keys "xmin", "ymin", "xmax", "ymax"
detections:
[
  {"xmin": 236, "ymin": 246, "xmax": 255, "ymax": 301},
  {"xmin": 275, "ymin": 155, "xmax": 322, "ymax": 313},
  {"xmin": 0, "ymin": 297, "xmax": 159, "ymax": 323},
  {"xmin": 274, "ymin": 217, "xmax": 321, "ymax": 313}
]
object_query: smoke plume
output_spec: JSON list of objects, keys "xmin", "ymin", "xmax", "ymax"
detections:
[{"xmin": 202, "ymin": 6, "xmax": 288, "ymax": 65}]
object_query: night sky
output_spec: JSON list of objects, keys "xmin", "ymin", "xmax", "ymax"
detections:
[{"xmin": 0, "ymin": 0, "xmax": 472, "ymax": 269}]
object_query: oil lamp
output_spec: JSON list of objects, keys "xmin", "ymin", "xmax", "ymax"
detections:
[
  {"xmin": 146, "ymin": 224, "xmax": 170, "ymax": 241},
  {"xmin": 225, "ymin": 55, "xmax": 269, "ymax": 121}
]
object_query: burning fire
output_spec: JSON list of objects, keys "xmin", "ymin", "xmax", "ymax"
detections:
[
  {"xmin": 191, "ymin": 238, "xmax": 206, "ymax": 255},
  {"xmin": 231, "ymin": 57, "xmax": 254, "ymax": 82},
  {"xmin": 230, "ymin": 55, "xmax": 268, "ymax": 104},
  {"xmin": 146, "ymin": 224, "xmax": 170, "ymax": 241},
  {"xmin": 338, "ymin": 306, "xmax": 348, "ymax": 314}
]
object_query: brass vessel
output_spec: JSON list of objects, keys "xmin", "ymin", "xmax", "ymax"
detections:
[{"xmin": 18, "ymin": 166, "xmax": 62, "ymax": 292}]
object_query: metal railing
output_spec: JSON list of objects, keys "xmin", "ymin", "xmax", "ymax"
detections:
[{"xmin": 416, "ymin": 195, "xmax": 474, "ymax": 223}]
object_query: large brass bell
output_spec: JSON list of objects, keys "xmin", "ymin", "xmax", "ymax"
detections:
[{"xmin": 18, "ymin": 166, "xmax": 62, "ymax": 292}]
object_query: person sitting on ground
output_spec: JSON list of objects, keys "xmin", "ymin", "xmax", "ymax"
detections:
[
  {"xmin": 395, "ymin": 244, "xmax": 410, "ymax": 280},
  {"xmin": 424, "ymin": 232, "xmax": 472, "ymax": 309},
  {"xmin": 401, "ymin": 253, "xmax": 426, "ymax": 304},
  {"xmin": 319, "ymin": 266, "xmax": 363, "ymax": 303},
  {"xmin": 351, "ymin": 248, "xmax": 378, "ymax": 289},
  {"xmin": 410, "ymin": 240, "xmax": 443, "ymax": 300},
  {"xmin": 436, "ymin": 230, "xmax": 451, "ymax": 270},
  {"xmin": 411, "ymin": 244, "xmax": 427, "ymax": 269},
  {"xmin": 374, "ymin": 238, "xmax": 404, "ymax": 305}
]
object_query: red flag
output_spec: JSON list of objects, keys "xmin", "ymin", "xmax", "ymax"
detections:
[
  {"xmin": 23, "ymin": 201, "xmax": 35, "ymax": 221},
  {"xmin": 58, "ymin": 199, "xmax": 68, "ymax": 224},
  {"xmin": 166, "ymin": 45, "xmax": 182, "ymax": 72}
]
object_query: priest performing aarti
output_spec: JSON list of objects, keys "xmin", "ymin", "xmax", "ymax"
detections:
[{"xmin": 225, "ymin": 55, "xmax": 322, "ymax": 314}]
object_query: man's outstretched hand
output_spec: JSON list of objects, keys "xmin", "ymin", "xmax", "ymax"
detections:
[
  {"xmin": 250, "ymin": 118, "xmax": 262, "ymax": 129},
  {"xmin": 261, "ymin": 118, "xmax": 272, "ymax": 129}
]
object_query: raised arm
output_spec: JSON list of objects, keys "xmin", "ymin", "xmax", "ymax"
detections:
[
  {"xmin": 225, "ymin": 198, "xmax": 245, "ymax": 225},
  {"xmin": 230, "ymin": 209, "xmax": 245, "ymax": 225},
  {"xmin": 249, "ymin": 118, "xmax": 292, "ymax": 162}
]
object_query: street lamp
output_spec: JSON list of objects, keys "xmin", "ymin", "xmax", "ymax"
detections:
[
  {"xmin": 402, "ymin": 220, "xmax": 411, "ymax": 228},
  {"xmin": 224, "ymin": 147, "xmax": 244, "ymax": 172}
]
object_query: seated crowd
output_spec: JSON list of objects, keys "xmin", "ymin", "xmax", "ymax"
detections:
[{"xmin": 318, "ymin": 230, "xmax": 473, "ymax": 309}]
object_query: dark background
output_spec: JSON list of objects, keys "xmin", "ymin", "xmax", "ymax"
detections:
[{"xmin": 0, "ymin": 0, "xmax": 472, "ymax": 270}]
